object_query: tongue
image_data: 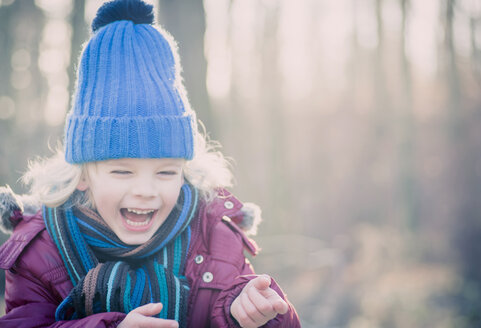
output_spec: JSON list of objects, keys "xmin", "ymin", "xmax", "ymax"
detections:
[{"xmin": 121, "ymin": 209, "xmax": 151, "ymax": 222}]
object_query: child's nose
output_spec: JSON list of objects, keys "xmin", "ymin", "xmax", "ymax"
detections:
[{"xmin": 131, "ymin": 178, "xmax": 157, "ymax": 197}]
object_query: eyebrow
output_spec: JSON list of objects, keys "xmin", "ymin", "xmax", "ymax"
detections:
[
  {"xmin": 159, "ymin": 160, "xmax": 184, "ymax": 166},
  {"xmin": 102, "ymin": 161, "xmax": 130, "ymax": 167},
  {"xmin": 102, "ymin": 159, "xmax": 184, "ymax": 168}
]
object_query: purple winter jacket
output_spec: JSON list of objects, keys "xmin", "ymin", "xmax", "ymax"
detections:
[{"xmin": 0, "ymin": 189, "xmax": 300, "ymax": 327}]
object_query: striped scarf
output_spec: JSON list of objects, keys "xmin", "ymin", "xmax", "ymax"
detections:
[{"xmin": 43, "ymin": 183, "xmax": 198, "ymax": 327}]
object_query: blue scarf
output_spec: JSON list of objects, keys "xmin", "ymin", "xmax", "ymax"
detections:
[{"xmin": 43, "ymin": 183, "xmax": 198, "ymax": 327}]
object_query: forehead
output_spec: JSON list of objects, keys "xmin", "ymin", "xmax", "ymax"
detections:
[{"xmin": 89, "ymin": 158, "xmax": 185, "ymax": 169}]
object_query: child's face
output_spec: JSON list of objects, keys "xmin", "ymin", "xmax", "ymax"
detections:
[{"xmin": 76, "ymin": 158, "xmax": 184, "ymax": 245}]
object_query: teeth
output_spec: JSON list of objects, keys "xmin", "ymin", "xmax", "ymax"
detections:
[
  {"xmin": 125, "ymin": 218, "xmax": 151, "ymax": 227},
  {"xmin": 127, "ymin": 208, "xmax": 154, "ymax": 215}
]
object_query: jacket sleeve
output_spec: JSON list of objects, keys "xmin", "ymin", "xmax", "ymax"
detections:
[
  {"xmin": 1, "ymin": 268, "xmax": 126, "ymax": 328},
  {"xmin": 208, "ymin": 222, "xmax": 300, "ymax": 328},
  {"xmin": 210, "ymin": 273, "xmax": 301, "ymax": 328}
]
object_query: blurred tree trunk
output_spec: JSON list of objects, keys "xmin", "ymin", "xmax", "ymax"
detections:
[
  {"xmin": 444, "ymin": 0, "xmax": 461, "ymax": 137},
  {"xmin": 398, "ymin": 0, "xmax": 417, "ymax": 230},
  {"xmin": 0, "ymin": 3, "xmax": 14, "ymax": 96},
  {"xmin": 355, "ymin": 0, "xmax": 390, "ymax": 225},
  {"xmin": 374, "ymin": 0, "xmax": 388, "ymax": 132},
  {"xmin": 0, "ymin": 2, "xmax": 16, "ymax": 186},
  {"xmin": 68, "ymin": 0, "xmax": 87, "ymax": 110},
  {"xmin": 470, "ymin": 15, "xmax": 481, "ymax": 82},
  {"xmin": 261, "ymin": 5, "xmax": 290, "ymax": 232},
  {"xmin": 156, "ymin": 0, "xmax": 215, "ymax": 137},
  {"xmin": 0, "ymin": 1, "xmax": 45, "ymax": 189},
  {"xmin": 446, "ymin": 0, "xmax": 481, "ymax": 326}
]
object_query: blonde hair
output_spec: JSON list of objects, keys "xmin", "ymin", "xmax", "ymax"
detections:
[{"xmin": 23, "ymin": 127, "xmax": 234, "ymax": 208}]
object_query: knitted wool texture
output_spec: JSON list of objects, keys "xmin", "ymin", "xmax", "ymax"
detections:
[
  {"xmin": 64, "ymin": 0, "xmax": 194, "ymax": 163},
  {"xmin": 43, "ymin": 183, "xmax": 198, "ymax": 327}
]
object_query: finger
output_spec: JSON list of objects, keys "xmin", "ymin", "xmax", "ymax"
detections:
[
  {"xmin": 261, "ymin": 288, "xmax": 289, "ymax": 314},
  {"xmin": 261, "ymin": 288, "xmax": 289, "ymax": 315},
  {"xmin": 250, "ymin": 275, "xmax": 271, "ymax": 291},
  {"xmin": 273, "ymin": 298, "xmax": 288, "ymax": 315},
  {"xmin": 134, "ymin": 316, "xmax": 179, "ymax": 328},
  {"xmin": 241, "ymin": 288, "xmax": 269, "ymax": 325},
  {"xmin": 246, "ymin": 284, "xmax": 275, "ymax": 318},
  {"xmin": 258, "ymin": 285, "xmax": 283, "ymax": 300},
  {"xmin": 131, "ymin": 303, "xmax": 163, "ymax": 316},
  {"xmin": 231, "ymin": 294, "xmax": 258, "ymax": 328}
]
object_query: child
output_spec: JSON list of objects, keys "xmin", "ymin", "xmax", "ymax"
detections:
[{"xmin": 0, "ymin": 0, "xmax": 300, "ymax": 327}]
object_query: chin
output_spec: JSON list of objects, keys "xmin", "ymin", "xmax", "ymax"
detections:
[{"xmin": 118, "ymin": 232, "xmax": 154, "ymax": 245}]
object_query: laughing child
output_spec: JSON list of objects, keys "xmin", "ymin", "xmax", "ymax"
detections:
[{"xmin": 0, "ymin": 0, "xmax": 300, "ymax": 327}]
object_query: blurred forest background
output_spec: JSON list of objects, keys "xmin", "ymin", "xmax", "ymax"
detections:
[{"xmin": 1, "ymin": 0, "xmax": 481, "ymax": 327}]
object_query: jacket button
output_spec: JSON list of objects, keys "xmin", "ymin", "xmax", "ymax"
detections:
[
  {"xmin": 224, "ymin": 200, "xmax": 234, "ymax": 209},
  {"xmin": 195, "ymin": 255, "xmax": 204, "ymax": 264},
  {"xmin": 202, "ymin": 272, "xmax": 214, "ymax": 283}
]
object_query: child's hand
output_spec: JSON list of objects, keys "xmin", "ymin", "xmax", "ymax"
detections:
[
  {"xmin": 230, "ymin": 275, "xmax": 288, "ymax": 328},
  {"xmin": 117, "ymin": 303, "xmax": 178, "ymax": 328}
]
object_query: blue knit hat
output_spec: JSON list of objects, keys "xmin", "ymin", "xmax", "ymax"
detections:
[{"xmin": 64, "ymin": 0, "xmax": 194, "ymax": 163}]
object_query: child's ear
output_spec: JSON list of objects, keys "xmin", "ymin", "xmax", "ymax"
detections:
[{"xmin": 76, "ymin": 176, "xmax": 89, "ymax": 191}]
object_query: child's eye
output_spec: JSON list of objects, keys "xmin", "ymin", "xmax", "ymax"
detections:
[
  {"xmin": 111, "ymin": 170, "xmax": 131, "ymax": 175},
  {"xmin": 157, "ymin": 170, "xmax": 177, "ymax": 176}
]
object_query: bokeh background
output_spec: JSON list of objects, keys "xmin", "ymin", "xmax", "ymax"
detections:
[{"xmin": 1, "ymin": 0, "xmax": 481, "ymax": 327}]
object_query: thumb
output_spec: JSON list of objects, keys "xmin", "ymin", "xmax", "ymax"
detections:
[
  {"xmin": 251, "ymin": 275, "xmax": 271, "ymax": 291},
  {"xmin": 131, "ymin": 302, "xmax": 163, "ymax": 316}
]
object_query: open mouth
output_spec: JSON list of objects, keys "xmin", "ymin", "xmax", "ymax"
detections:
[{"xmin": 120, "ymin": 208, "xmax": 157, "ymax": 230}]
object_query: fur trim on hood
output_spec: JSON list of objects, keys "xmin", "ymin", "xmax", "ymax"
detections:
[
  {"xmin": 0, "ymin": 186, "xmax": 262, "ymax": 236},
  {"xmin": 236, "ymin": 202, "xmax": 262, "ymax": 236},
  {"xmin": 0, "ymin": 185, "xmax": 41, "ymax": 234}
]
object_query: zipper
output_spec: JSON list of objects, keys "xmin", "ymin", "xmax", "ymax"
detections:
[{"xmin": 185, "ymin": 206, "xmax": 203, "ymax": 264}]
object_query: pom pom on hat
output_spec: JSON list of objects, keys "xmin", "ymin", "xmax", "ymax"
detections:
[
  {"xmin": 92, "ymin": 0, "xmax": 154, "ymax": 32},
  {"xmin": 65, "ymin": 0, "xmax": 194, "ymax": 163}
]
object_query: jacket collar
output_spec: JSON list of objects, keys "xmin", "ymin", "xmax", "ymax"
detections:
[{"xmin": 202, "ymin": 189, "xmax": 259, "ymax": 256}]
